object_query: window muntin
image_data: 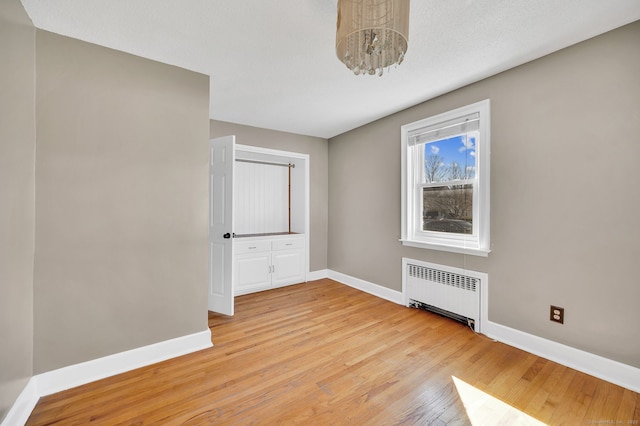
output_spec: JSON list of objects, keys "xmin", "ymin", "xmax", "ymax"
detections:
[{"xmin": 401, "ymin": 100, "xmax": 490, "ymax": 255}]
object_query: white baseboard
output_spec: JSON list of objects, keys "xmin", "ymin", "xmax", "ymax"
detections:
[
  {"xmin": 5, "ymin": 280, "xmax": 639, "ymax": 426},
  {"xmin": 327, "ymin": 269, "xmax": 640, "ymax": 393},
  {"xmin": 328, "ymin": 269, "xmax": 404, "ymax": 305},
  {"xmin": 1, "ymin": 378, "xmax": 38, "ymax": 426},
  {"xmin": 483, "ymin": 320, "xmax": 640, "ymax": 393},
  {"xmin": 307, "ymin": 269, "xmax": 328, "ymax": 281},
  {"xmin": 37, "ymin": 329, "xmax": 212, "ymax": 397},
  {"xmin": 2, "ymin": 329, "xmax": 212, "ymax": 426}
]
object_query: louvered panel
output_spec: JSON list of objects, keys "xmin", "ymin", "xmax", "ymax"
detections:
[{"xmin": 405, "ymin": 259, "xmax": 482, "ymax": 330}]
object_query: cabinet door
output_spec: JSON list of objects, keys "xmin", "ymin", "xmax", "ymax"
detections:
[
  {"xmin": 271, "ymin": 249, "xmax": 305, "ymax": 287},
  {"xmin": 234, "ymin": 252, "xmax": 271, "ymax": 295}
]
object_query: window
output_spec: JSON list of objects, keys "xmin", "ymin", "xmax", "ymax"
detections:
[{"xmin": 401, "ymin": 100, "xmax": 490, "ymax": 256}]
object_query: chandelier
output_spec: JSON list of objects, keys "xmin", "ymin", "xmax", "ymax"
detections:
[{"xmin": 336, "ymin": 0, "xmax": 410, "ymax": 76}]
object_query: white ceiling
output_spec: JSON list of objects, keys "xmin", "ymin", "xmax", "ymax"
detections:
[{"xmin": 20, "ymin": 0, "xmax": 640, "ymax": 139}]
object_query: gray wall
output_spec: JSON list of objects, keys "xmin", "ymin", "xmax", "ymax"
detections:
[
  {"xmin": 0, "ymin": 0, "xmax": 36, "ymax": 420},
  {"xmin": 34, "ymin": 31, "xmax": 211, "ymax": 373},
  {"xmin": 329, "ymin": 21, "xmax": 640, "ymax": 368},
  {"xmin": 210, "ymin": 120, "xmax": 328, "ymax": 273}
]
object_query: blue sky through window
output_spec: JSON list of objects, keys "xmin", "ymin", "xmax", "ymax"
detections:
[{"xmin": 424, "ymin": 133, "xmax": 477, "ymax": 181}]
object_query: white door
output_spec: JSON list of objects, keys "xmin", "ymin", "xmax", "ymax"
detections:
[{"xmin": 208, "ymin": 135, "xmax": 235, "ymax": 315}]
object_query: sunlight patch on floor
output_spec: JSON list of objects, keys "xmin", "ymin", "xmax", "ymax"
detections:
[{"xmin": 452, "ymin": 376, "xmax": 547, "ymax": 425}]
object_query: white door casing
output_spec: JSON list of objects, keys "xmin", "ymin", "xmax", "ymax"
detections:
[{"xmin": 208, "ymin": 136, "xmax": 235, "ymax": 315}]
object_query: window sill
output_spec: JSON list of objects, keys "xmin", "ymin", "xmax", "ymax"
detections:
[{"xmin": 400, "ymin": 239, "xmax": 490, "ymax": 257}]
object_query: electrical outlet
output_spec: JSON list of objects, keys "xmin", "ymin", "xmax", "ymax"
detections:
[{"xmin": 550, "ymin": 305, "xmax": 564, "ymax": 324}]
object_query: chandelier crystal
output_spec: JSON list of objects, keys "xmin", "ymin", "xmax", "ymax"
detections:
[{"xmin": 336, "ymin": 0, "xmax": 410, "ymax": 76}]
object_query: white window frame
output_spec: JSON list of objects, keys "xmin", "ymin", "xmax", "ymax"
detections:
[{"xmin": 401, "ymin": 99, "xmax": 490, "ymax": 256}]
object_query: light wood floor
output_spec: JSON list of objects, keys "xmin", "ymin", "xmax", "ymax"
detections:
[{"xmin": 27, "ymin": 279, "xmax": 638, "ymax": 425}]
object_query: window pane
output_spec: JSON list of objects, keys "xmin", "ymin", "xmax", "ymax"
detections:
[
  {"xmin": 423, "ymin": 184, "xmax": 473, "ymax": 234},
  {"xmin": 422, "ymin": 132, "xmax": 477, "ymax": 184}
]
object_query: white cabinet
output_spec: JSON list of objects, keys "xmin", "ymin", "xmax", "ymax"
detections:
[
  {"xmin": 234, "ymin": 235, "xmax": 305, "ymax": 295},
  {"xmin": 271, "ymin": 238, "xmax": 305, "ymax": 286}
]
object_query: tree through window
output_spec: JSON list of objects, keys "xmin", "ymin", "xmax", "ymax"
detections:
[
  {"xmin": 401, "ymin": 100, "xmax": 490, "ymax": 255},
  {"xmin": 421, "ymin": 134, "xmax": 476, "ymax": 235}
]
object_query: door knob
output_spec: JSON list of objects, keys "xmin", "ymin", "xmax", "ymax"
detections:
[{"xmin": 223, "ymin": 233, "xmax": 231, "ymax": 239}]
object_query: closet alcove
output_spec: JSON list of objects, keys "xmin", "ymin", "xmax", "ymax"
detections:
[{"xmin": 233, "ymin": 144, "xmax": 309, "ymax": 295}]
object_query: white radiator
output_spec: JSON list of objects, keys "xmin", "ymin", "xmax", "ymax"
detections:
[{"xmin": 403, "ymin": 258, "xmax": 483, "ymax": 331}]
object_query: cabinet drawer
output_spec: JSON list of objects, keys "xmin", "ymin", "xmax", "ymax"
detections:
[
  {"xmin": 272, "ymin": 237, "xmax": 305, "ymax": 251},
  {"xmin": 235, "ymin": 239, "xmax": 270, "ymax": 254}
]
